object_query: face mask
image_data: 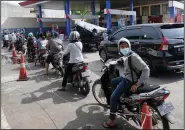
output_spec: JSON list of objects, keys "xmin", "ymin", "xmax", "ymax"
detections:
[{"xmin": 120, "ymin": 48, "xmax": 130, "ymax": 56}]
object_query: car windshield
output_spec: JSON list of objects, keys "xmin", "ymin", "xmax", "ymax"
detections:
[{"xmin": 160, "ymin": 24, "xmax": 184, "ymax": 39}]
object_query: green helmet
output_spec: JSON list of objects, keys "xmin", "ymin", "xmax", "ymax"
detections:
[{"xmin": 28, "ymin": 32, "xmax": 33, "ymax": 37}]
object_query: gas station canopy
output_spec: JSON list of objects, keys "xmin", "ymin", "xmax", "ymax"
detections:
[
  {"xmin": 19, "ymin": 0, "xmax": 160, "ymax": 10},
  {"xmin": 19, "ymin": 1, "xmax": 65, "ymax": 10}
]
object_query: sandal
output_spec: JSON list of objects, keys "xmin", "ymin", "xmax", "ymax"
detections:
[{"xmin": 102, "ymin": 122, "xmax": 117, "ymax": 129}]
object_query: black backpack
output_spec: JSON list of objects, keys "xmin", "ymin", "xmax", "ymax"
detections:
[{"xmin": 128, "ymin": 55, "xmax": 142, "ymax": 85}]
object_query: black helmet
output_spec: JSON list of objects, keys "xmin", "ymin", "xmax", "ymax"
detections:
[
  {"xmin": 54, "ymin": 32, "xmax": 59, "ymax": 38},
  {"xmin": 39, "ymin": 33, "xmax": 43, "ymax": 38}
]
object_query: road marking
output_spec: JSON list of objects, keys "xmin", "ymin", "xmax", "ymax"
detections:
[{"xmin": 1, "ymin": 108, "xmax": 11, "ymax": 129}]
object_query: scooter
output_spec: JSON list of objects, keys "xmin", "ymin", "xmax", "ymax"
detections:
[
  {"xmin": 27, "ymin": 43, "xmax": 37, "ymax": 61},
  {"xmin": 92, "ymin": 58, "xmax": 175, "ymax": 129},
  {"xmin": 62, "ymin": 54, "xmax": 91, "ymax": 96},
  {"xmin": 51, "ymin": 52, "xmax": 64, "ymax": 77},
  {"xmin": 35, "ymin": 46, "xmax": 48, "ymax": 67},
  {"xmin": 16, "ymin": 40, "xmax": 27, "ymax": 55}
]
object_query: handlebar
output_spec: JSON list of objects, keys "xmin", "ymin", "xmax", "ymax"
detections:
[{"xmin": 101, "ymin": 66, "xmax": 107, "ymax": 72}]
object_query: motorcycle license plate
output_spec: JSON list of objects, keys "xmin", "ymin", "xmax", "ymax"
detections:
[
  {"xmin": 82, "ymin": 71, "xmax": 90, "ymax": 77},
  {"xmin": 157, "ymin": 102, "xmax": 174, "ymax": 116}
]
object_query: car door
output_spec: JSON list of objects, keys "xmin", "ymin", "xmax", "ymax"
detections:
[
  {"xmin": 107, "ymin": 29, "xmax": 127, "ymax": 57},
  {"xmin": 125, "ymin": 27, "xmax": 144, "ymax": 53}
]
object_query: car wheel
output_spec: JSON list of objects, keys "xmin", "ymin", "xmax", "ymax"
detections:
[
  {"xmin": 143, "ymin": 58, "xmax": 157, "ymax": 77},
  {"xmin": 100, "ymin": 49, "xmax": 108, "ymax": 62}
]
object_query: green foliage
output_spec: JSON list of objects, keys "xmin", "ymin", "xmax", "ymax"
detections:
[{"xmin": 71, "ymin": 10, "xmax": 90, "ymax": 15}]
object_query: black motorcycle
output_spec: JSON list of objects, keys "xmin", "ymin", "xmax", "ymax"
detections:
[
  {"xmin": 27, "ymin": 43, "xmax": 37, "ymax": 61},
  {"xmin": 62, "ymin": 54, "xmax": 91, "ymax": 96},
  {"xmin": 51, "ymin": 52, "xmax": 64, "ymax": 77},
  {"xmin": 16, "ymin": 40, "xmax": 27, "ymax": 55},
  {"xmin": 35, "ymin": 46, "xmax": 48, "ymax": 67},
  {"xmin": 92, "ymin": 58, "xmax": 175, "ymax": 129}
]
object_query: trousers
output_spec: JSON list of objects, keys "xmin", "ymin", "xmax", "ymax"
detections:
[{"xmin": 109, "ymin": 76, "xmax": 130, "ymax": 120}]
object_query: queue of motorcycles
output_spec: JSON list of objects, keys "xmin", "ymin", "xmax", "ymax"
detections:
[
  {"xmin": 11, "ymin": 38, "xmax": 176, "ymax": 129},
  {"xmin": 33, "ymin": 43, "xmax": 91, "ymax": 96}
]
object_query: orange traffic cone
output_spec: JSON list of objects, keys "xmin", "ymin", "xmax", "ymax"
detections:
[
  {"xmin": 12, "ymin": 44, "xmax": 17, "ymax": 64},
  {"xmin": 141, "ymin": 102, "xmax": 153, "ymax": 130},
  {"xmin": 17, "ymin": 55, "xmax": 29, "ymax": 81}
]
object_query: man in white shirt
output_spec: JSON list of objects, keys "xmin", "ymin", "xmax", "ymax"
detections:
[
  {"xmin": 9, "ymin": 33, "xmax": 17, "ymax": 50},
  {"xmin": 3, "ymin": 33, "xmax": 9, "ymax": 47},
  {"xmin": 58, "ymin": 31, "xmax": 84, "ymax": 91}
]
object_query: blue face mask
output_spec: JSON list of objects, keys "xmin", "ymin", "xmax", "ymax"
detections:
[{"xmin": 120, "ymin": 48, "xmax": 130, "ymax": 56}]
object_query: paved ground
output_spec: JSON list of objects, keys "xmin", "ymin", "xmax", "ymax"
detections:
[{"xmin": 1, "ymin": 47, "xmax": 184, "ymax": 129}]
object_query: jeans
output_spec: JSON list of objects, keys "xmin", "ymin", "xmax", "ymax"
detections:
[{"xmin": 109, "ymin": 76, "xmax": 130, "ymax": 120}]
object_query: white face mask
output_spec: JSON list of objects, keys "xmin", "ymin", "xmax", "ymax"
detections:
[{"xmin": 120, "ymin": 48, "xmax": 130, "ymax": 56}]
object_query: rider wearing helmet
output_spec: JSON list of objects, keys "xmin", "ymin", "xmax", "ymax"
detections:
[
  {"xmin": 57, "ymin": 31, "xmax": 84, "ymax": 91},
  {"xmin": 103, "ymin": 37, "xmax": 150, "ymax": 128},
  {"xmin": 27, "ymin": 32, "xmax": 35, "ymax": 57},
  {"xmin": 45, "ymin": 33, "xmax": 62, "ymax": 75}
]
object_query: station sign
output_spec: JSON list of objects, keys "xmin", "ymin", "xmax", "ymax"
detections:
[{"xmin": 104, "ymin": 9, "xmax": 136, "ymax": 16}]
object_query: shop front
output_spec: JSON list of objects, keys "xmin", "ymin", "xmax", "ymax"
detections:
[{"xmin": 169, "ymin": 1, "xmax": 184, "ymax": 23}]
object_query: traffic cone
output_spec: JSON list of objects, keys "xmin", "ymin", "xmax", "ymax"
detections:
[
  {"xmin": 141, "ymin": 102, "xmax": 153, "ymax": 130},
  {"xmin": 17, "ymin": 55, "xmax": 29, "ymax": 81},
  {"xmin": 12, "ymin": 44, "xmax": 17, "ymax": 64}
]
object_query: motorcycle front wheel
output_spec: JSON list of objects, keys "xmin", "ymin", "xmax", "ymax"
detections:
[
  {"xmin": 92, "ymin": 79, "xmax": 108, "ymax": 107},
  {"xmin": 80, "ymin": 77, "xmax": 90, "ymax": 96}
]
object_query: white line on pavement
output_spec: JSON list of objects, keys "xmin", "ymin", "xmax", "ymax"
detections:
[{"xmin": 1, "ymin": 108, "xmax": 11, "ymax": 129}]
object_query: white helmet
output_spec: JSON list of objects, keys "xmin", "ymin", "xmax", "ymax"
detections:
[{"xmin": 69, "ymin": 31, "xmax": 80, "ymax": 42}]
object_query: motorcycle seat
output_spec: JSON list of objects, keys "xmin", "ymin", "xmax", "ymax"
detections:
[
  {"xmin": 72, "ymin": 62, "xmax": 84, "ymax": 72},
  {"xmin": 135, "ymin": 83, "xmax": 160, "ymax": 94}
]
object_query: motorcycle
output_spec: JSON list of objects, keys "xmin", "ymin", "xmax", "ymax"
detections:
[
  {"xmin": 27, "ymin": 43, "xmax": 37, "ymax": 61},
  {"xmin": 51, "ymin": 52, "xmax": 64, "ymax": 77},
  {"xmin": 16, "ymin": 40, "xmax": 27, "ymax": 55},
  {"xmin": 35, "ymin": 46, "xmax": 48, "ymax": 67},
  {"xmin": 62, "ymin": 54, "xmax": 91, "ymax": 96},
  {"xmin": 92, "ymin": 58, "xmax": 175, "ymax": 129}
]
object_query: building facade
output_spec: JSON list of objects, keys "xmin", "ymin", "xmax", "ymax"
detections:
[
  {"xmin": 1, "ymin": 1, "xmax": 67, "ymax": 34},
  {"xmin": 99, "ymin": 1, "xmax": 184, "ymax": 27}
]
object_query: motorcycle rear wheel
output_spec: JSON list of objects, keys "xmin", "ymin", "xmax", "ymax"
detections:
[{"xmin": 80, "ymin": 77, "xmax": 90, "ymax": 96}]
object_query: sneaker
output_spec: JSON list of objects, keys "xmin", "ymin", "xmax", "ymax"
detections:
[{"xmin": 57, "ymin": 87, "xmax": 66, "ymax": 91}]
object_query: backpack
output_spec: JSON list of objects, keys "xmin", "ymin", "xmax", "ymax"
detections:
[{"xmin": 128, "ymin": 55, "xmax": 142, "ymax": 85}]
